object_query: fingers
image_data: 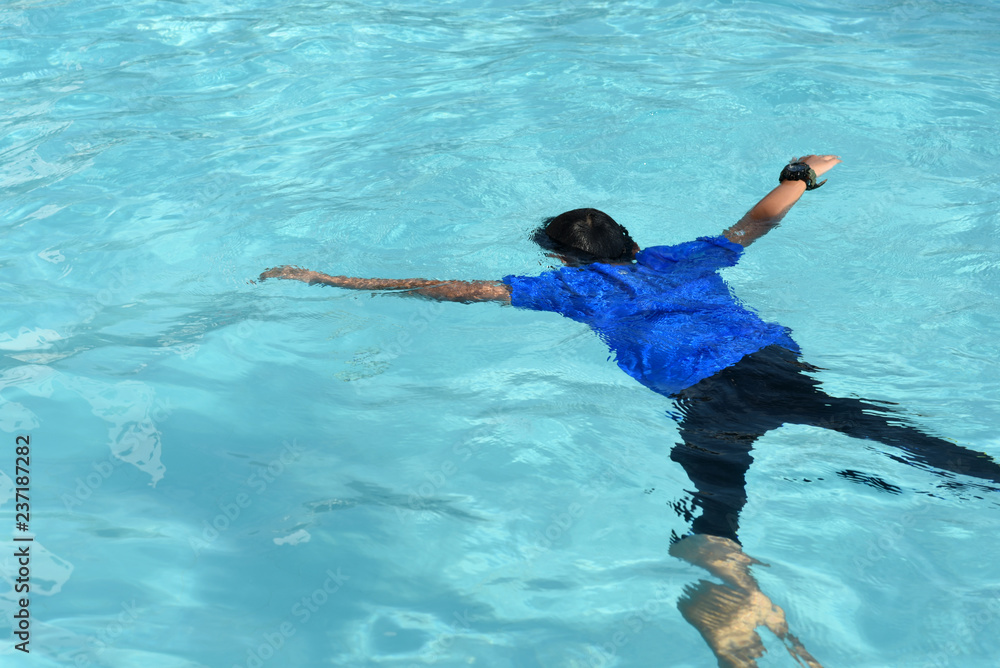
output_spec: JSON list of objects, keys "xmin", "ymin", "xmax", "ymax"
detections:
[
  {"xmin": 789, "ymin": 155, "xmax": 843, "ymax": 164},
  {"xmin": 258, "ymin": 267, "xmax": 282, "ymax": 281},
  {"xmin": 782, "ymin": 633, "xmax": 826, "ymax": 668},
  {"xmin": 258, "ymin": 265, "xmax": 298, "ymax": 281}
]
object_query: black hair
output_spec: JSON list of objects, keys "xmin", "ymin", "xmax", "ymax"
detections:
[{"xmin": 532, "ymin": 208, "xmax": 636, "ymax": 265}]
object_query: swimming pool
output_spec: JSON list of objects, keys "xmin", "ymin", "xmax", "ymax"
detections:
[{"xmin": 1, "ymin": 0, "xmax": 999, "ymax": 665}]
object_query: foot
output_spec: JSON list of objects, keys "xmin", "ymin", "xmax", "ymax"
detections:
[{"xmin": 670, "ymin": 534, "xmax": 824, "ymax": 668}]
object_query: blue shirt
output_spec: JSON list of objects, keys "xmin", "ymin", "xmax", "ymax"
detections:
[{"xmin": 502, "ymin": 235, "xmax": 799, "ymax": 396}]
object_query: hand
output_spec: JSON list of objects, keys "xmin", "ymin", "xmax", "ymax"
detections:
[
  {"xmin": 258, "ymin": 266, "xmax": 319, "ymax": 283},
  {"xmin": 790, "ymin": 154, "xmax": 842, "ymax": 178}
]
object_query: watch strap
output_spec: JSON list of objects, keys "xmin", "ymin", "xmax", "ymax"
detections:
[{"xmin": 779, "ymin": 162, "xmax": 826, "ymax": 190}]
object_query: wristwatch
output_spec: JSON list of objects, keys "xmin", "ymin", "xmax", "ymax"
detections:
[{"xmin": 779, "ymin": 162, "xmax": 826, "ymax": 190}]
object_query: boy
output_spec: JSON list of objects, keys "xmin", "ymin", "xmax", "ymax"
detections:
[{"xmin": 261, "ymin": 155, "xmax": 999, "ymax": 667}]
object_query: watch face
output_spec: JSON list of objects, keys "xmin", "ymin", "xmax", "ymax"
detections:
[{"xmin": 787, "ymin": 163, "xmax": 810, "ymax": 175}]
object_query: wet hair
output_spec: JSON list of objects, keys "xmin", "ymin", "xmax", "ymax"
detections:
[{"xmin": 532, "ymin": 208, "xmax": 636, "ymax": 265}]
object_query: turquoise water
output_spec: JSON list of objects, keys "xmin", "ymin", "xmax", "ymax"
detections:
[{"xmin": 2, "ymin": 0, "xmax": 999, "ymax": 666}]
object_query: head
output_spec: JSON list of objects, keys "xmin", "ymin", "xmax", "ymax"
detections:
[{"xmin": 533, "ymin": 208, "xmax": 638, "ymax": 265}]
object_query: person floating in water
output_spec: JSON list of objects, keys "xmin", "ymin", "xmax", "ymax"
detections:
[{"xmin": 260, "ymin": 155, "xmax": 1000, "ymax": 667}]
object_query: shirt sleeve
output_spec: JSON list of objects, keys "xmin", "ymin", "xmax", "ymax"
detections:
[
  {"xmin": 636, "ymin": 235, "xmax": 743, "ymax": 273},
  {"xmin": 501, "ymin": 271, "xmax": 568, "ymax": 312}
]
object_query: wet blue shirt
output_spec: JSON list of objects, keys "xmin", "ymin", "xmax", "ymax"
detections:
[{"xmin": 502, "ymin": 235, "xmax": 798, "ymax": 396}]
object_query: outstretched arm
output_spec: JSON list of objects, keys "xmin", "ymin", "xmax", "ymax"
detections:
[
  {"xmin": 723, "ymin": 155, "xmax": 842, "ymax": 247},
  {"xmin": 258, "ymin": 266, "xmax": 512, "ymax": 304}
]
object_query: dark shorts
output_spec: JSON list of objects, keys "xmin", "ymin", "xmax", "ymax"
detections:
[{"xmin": 669, "ymin": 345, "xmax": 1000, "ymax": 543}]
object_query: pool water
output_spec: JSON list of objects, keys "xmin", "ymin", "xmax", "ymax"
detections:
[{"xmin": 2, "ymin": 0, "xmax": 999, "ymax": 666}]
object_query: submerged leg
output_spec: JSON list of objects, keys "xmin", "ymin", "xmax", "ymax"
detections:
[
  {"xmin": 794, "ymin": 396, "xmax": 1000, "ymax": 488},
  {"xmin": 665, "ymin": 347, "xmax": 840, "ymax": 667},
  {"xmin": 670, "ymin": 534, "xmax": 825, "ymax": 668},
  {"xmin": 667, "ymin": 352, "xmax": 825, "ymax": 666},
  {"xmin": 669, "ymin": 423, "xmax": 765, "ymax": 543},
  {"xmin": 694, "ymin": 344, "xmax": 1000, "ymax": 489},
  {"xmin": 670, "ymin": 346, "xmax": 797, "ymax": 543}
]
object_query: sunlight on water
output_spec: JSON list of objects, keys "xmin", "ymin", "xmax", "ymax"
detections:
[{"xmin": 1, "ymin": 0, "xmax": 999, "ymax": 666}]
